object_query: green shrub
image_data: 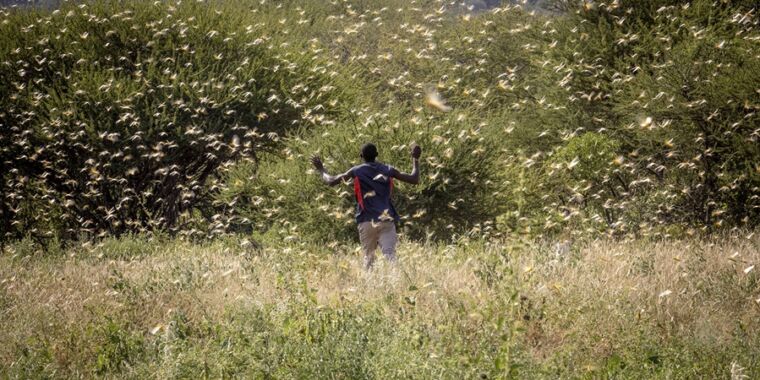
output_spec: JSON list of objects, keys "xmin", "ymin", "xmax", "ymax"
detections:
[
  {"xmin": 92, "ymin": 317, "xmax": 145, "ymax": 375},
  {"xmin": 556, "ymin": 0, "xmax": 760, "ymax": 232},
  {"xmin": 0, "ymin": 0, "xmax": 340, "ymax": 243},
  {"xmin": 544, "ymin": 132, "xmax": 623, "ymax": 230},
  {"xmin": 218, "ymin": 108, "xmax": 507, "ymax": 243}
]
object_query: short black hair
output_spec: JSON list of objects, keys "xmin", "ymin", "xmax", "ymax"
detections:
[{"xmin": 360, "ymin": 143, "xmax": 378, "ymax": 162}]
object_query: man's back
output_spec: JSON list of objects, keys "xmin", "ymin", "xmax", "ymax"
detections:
[{"xmin": 351, "ymin": 162, "xmax": 399, "ymax": 223}]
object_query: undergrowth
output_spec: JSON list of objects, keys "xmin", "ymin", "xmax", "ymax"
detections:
[{"xmin": 2, "ymin": 233, "xmax": 759, "ymax": 378}]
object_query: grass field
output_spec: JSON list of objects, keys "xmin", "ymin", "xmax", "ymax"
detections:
[
  {"xmin": 2, "ymin": 234, "xmax": 759, "ymax": 378},
  {"xmin": 1, "ymin": 0, "xmax": 759, "ymax": 378}
]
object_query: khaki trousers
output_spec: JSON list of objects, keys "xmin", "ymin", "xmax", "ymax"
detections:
[{"xmin": 358, "ymin": 221, "xmax": 397, "ymax": 269}]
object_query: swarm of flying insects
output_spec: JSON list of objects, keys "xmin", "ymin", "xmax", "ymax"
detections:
[
  {"xmin": 1, "ymin": 0, "xmax": 758, "ymax": 246},
  {"xmin": 0, "ymin": 1, "xmax": 342, "ymax": 243}
]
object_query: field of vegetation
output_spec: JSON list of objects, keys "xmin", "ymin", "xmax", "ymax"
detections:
[
  {"xmin": 2, "ymin": 234, "xmax": 760, "ymax": 378},
  {"xmin": 1, "ymin": 0, "xmax": 759, "ymax": 378}
]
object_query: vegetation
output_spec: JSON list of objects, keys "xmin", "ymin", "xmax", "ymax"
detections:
[
  {"xmin": 2, "ymin": 234, "xmax": 759, "ymax": 378},
  {"xmin": 2, "ymin": 0, "xmax": 760, "ymax": 377},
  {"xmin": 2, "ymin": 0, "xmax": 758, "ymax": 245},
  {"xmin": 0, "ymin": 1, "xmax": 344, "ymax": 242}
]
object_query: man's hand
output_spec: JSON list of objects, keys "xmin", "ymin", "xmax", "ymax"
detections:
[
  {"xmin": 312, "ymin": 155, "xmax": 352, "ymax": 186},
  {"xmin": 392, "ymin": 144, "xmax": 421, "ymax": 185},
  {"xmin": 411, "ymin": 144, "xmax": 422, "ymax": 159},
  {"xmin": 310, "ymin": 155, "xmax": 325, "ymax": 172}
]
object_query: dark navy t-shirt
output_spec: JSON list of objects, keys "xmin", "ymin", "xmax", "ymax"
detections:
[{"xmin": 350, "ymin": 162, "xmax": 399, "ymax": 223}]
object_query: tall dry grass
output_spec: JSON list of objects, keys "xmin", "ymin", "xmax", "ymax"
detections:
[{"xmin": 1, "ymin": 233, "xmax": 759, "ymax": 377}]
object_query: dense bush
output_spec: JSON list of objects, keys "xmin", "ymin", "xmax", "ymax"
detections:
[
  {"xmin": 0, "ymin": 1, "xmax": 341, "ymax": 242},
  {"xmin": 214, "ymin": 2, "xmax": 575, "ymax": 242},
  {"xmin": 495, "ymin": 0, "xmax": 760, "ymax": 238},
  {"xmin": 2, "ymin": 0, "xmax": 759, "ymax": 245},
  {"xmin": 218, "ymin": 108, "xmax": 507, "ymax": 242},
  {"xmin": 552, "ymin": 0, "xmax": 760, "ymax": 234}
]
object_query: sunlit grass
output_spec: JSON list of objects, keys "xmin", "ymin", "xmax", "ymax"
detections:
[{"xmin": 2, "ymin": 233, "xmax": 758, "ymax": 378}]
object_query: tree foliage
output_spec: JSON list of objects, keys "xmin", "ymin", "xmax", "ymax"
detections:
[
  {"xmin": 1, "ymin": 0, "xmax": 758, "ymax": 245},
  {"xmin": 552, "ymin": 0, "xmax": 760, "ymax": 234},
  {"xmin": 0, "ymin": 1, "xmax": 340, "ymax": 241}
]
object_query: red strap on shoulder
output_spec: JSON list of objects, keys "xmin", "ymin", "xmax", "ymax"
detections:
[
  {"xmin": 354, "ymin": 176, "xmax": 365, "ymax": 210},
  {"xmin": 389, "ymin": 177, "xmax": 394, "ymax": 195}
]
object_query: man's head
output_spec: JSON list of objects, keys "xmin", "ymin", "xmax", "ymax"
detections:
[{"xmin": 360, "ymin": 143, "xmax": 378, "ymax": 162}]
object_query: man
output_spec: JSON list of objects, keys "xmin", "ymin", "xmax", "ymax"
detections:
[{"xmin": 311, "ymin": 143, "xmax": 421, "ymax": 269}]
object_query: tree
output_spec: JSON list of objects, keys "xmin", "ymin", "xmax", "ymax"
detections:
[{"xmin": 552, "ymin": 0, "xmax": 760, "ymax": 233}]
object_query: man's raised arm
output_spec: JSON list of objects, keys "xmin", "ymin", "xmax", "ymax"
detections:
[
  {"xmin": 311, "ymin": 155, "xmax": 352, "ymax": 186},
  {"xmin": 391, "ymin": 144, "xmax": 421, "ymax": 185}
]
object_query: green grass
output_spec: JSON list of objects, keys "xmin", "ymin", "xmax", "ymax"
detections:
[
  {"xmin": 1, "ymin": 1, "xmax": 760, "ymax": 378},
  {"xmin": 2, "ymin": 234, "xmax": 759, "ymax": 378}
]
